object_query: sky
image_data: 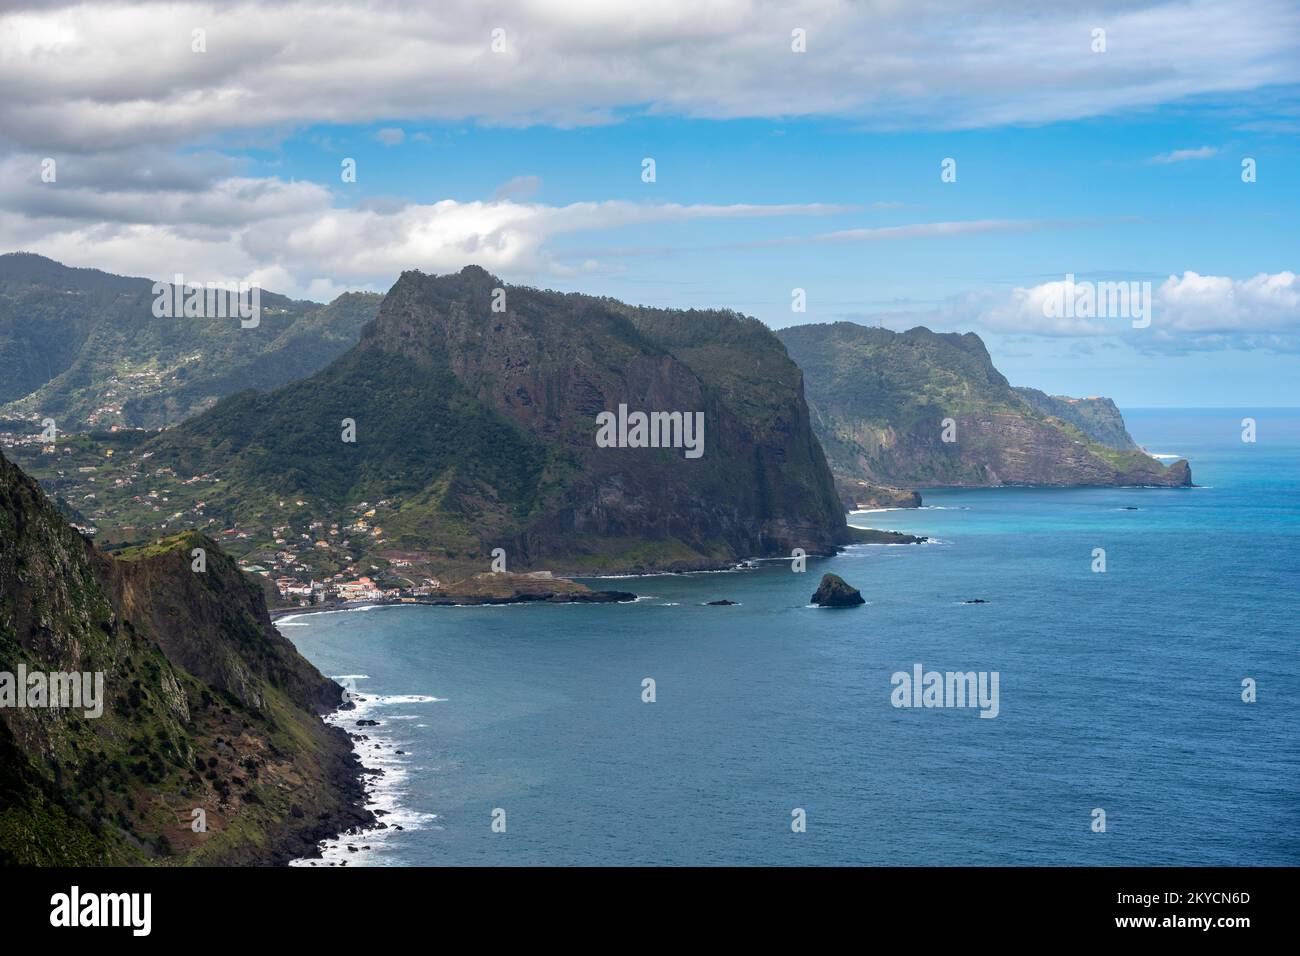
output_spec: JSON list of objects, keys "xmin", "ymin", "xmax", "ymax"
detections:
[{"xmin": 1, "ymin": 0, "xmax": 1297, "ymax": 406}]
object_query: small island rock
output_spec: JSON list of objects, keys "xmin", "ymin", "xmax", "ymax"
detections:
[{"xmin": 811, "ymin": 573, "xmax": 864, "ymax": 607}]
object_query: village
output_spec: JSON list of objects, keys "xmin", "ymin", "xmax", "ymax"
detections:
[{"xmin": 0, "ymin": 421, "xmax": 448, "ymax": 608}]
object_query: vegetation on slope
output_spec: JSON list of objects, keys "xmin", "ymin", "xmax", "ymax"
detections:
[
  {"xmin": 777, "ymin": 322, "xmax": 1191, "ymax": 489},
  {"xmin": 0, "ymin": 450, "xmax": 368, "ymax": 865},
  {"xmin": 0, "ymin": 253, "xmax": 380, "ymax": 429}
]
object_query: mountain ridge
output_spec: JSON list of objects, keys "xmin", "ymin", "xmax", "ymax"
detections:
[
  {"xmin": 0, "ymin": 252, "xmax": 381, "ymax": 429},
  {"xmin": 77, "ymin": 266, "xmax": 851, "ymax": 582}
]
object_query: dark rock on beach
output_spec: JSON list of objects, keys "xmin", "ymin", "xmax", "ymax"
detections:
[{"xmin": 811, "ymin": 573, "xmax": 865, "ymax": 607}]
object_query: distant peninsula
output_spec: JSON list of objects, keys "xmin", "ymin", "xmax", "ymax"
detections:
[{"xmin": 777, "ymin": 322, "xmax": 1192, "ymax": 504}]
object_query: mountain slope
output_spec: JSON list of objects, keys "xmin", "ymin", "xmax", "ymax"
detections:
[
  {"xmin": 139, "ymin": 266, "xmax": 849, "ymax": 574},
  {"xmin": 0, "ymin": 253, "xmax": 380, "ymax": 429},
  {"xmin": 777, "ymin": 322, "xmax": 1191, "ymax": 489},
  {"xmin": 0, "ymin": 449, "xmax": 367, "ymax": 865}
]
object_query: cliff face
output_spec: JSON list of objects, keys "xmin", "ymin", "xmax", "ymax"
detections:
[
  {"xmin": 777, "ymin": 322, "xmax": 1191, "ymax": 489},
  {"xmin": 1013, "ymin": 387, "xmax": 1139, "ymax": 451},
  {"xmin": 0, "ymin": 450, "xmax": 367, "ymax": 865},
  {"xmin": 149, "ymin": 266, "xmax": 848, "ymax": 572}
]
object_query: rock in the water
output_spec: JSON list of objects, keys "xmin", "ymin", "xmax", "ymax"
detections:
[
  {"xmin": 706, "ymin": 599, "xmax": 738, "ymax": 606},
  {"xmin": 810, "ymin": 573, "xmax": 864, "ymax": 607}
]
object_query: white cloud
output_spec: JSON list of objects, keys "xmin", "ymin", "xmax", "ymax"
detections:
[
  {"xmin": 0, "ymin": 1, "xmax": 1296, "ymax": 151},
  {"xmin": 810, "ymin": 220, "xmax": 1058, "ymax": 245},
  {"xmin": 374, "ymin": 128, "xmax": 406, "ymax": 146},
  {"xmin": 912, "ymin": 271, "xmax": 1300, "ymax": 351},
  {"xmin": 0, "ymin": 161, "xmax": 851, "ymax": 296},
  {"xmin": 1146, "ymin": 146, "xmax": 1220, "ymax": 164},
  {"xmin": 1155, "ymin": 270, "xmax": 1300, "ymax": 334}
]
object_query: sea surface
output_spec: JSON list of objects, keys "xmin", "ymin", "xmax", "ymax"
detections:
[{"xmin": 284, "ymin": 408, "xmax": 1299, "ymax": 866}]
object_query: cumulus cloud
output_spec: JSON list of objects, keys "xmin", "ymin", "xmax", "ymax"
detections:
[
  {"xmin": 0, "ymin": 0, "xmax": 1296, "ymax": 151},
  {"xmin": 900, "ymin": 271, "xmax": 1300, "ymax": 351},
  {"xmin": 1153, "ymin": 270, "xmax": 1300, "ymax": 342},
  {"xmin": 0, "ymin": 158, "xmax": 853, "ymax": 295}
]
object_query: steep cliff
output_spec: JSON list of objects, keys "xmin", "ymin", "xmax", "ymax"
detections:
[
  {"xmin": 142, "ymin": 266, "xmax": 849, "ymax": 573},
  {"xmin": 1013, "ymin": 387, "xmax": 1139, "ymax": 451},
  {"xmin": 0, "ymin": 450, "xmax": 367, "ymax": 865},
  {"xmin": 777, "ymin": 322, "xmax": 1191, "ymax": 489}
]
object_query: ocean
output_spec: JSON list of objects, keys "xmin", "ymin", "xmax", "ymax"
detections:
[{"xmin": 283, "ymin": 408, "xmax": 1299, "ymax": 866}]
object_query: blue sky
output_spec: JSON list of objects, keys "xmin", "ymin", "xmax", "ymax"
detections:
[
  {"xmin": 2, "ymin": 0, "xmax": 1297, "ymax": 406},
  {"xmin": 250, "ymin": 107, "xmax": 1300, "ymax": 405}
]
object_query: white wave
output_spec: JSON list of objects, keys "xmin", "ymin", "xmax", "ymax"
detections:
[
  {"xmin": 374, "ymin": 694, "xmax": 445, "ymax": 705},
  {"xmin": 291, "ymin": 677, "xmax": 442, "ymax": 867},
  {"xmin": 274, "ymin": 604, "xmax": 387, "ymax": 629}
]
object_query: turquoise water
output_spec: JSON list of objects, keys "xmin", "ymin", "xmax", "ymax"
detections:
[{"xmin": 284, "ymin": 409, "xmax": 1299, "ymax": 866}]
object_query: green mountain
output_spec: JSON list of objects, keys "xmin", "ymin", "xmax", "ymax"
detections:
[
  {"xmin": 0, "ymin": 449, "xmax": 367, "ymax": 865},
  {"xmin": 0, "ymin": 253, "xmax": 381, "ymax": 430},
  {"xmin": 776, "ymin": 322, "xmax": 1191, "ymax": 491},
  {"xmin": 130, "ymin": 266, "xmax": 850, "ymax": 575},
  {"xmin": 1013, "ymin": 387, "xmax": 1139, "ymax": 451}
]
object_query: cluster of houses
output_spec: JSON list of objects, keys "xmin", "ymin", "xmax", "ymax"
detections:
[
  {"xmin": 270, "ymin": 574, "xmax": 442, "ymax": 607},
  {"xmin": 0, "ymin": 427, "xmax": 450, "ymax": 608}
]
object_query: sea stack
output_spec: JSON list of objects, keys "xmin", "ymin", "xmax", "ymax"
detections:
[{"xmin": 811, "ymin": 573, "xmax": 865, "ymax": 607}]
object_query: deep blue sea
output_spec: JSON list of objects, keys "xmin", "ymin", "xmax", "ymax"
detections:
[{"xmin": 284, "ymin": 409, "xmax": 1299, "ymax": 866}]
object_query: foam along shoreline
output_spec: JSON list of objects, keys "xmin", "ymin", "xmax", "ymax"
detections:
[{"xmin": 288, "ymin": 681, "xmax": 444, "ymax": 867}]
